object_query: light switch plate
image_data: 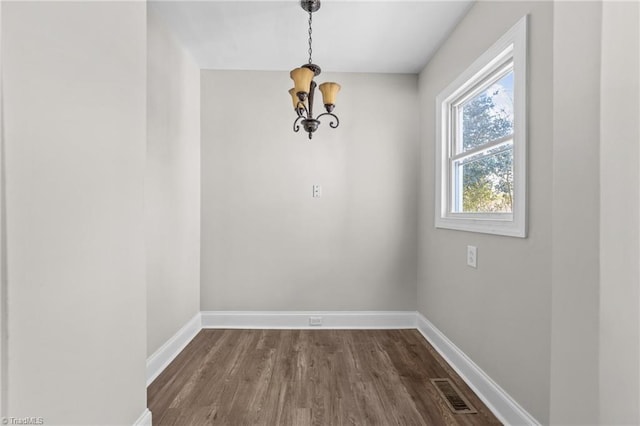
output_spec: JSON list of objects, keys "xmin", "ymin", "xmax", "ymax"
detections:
[{"xmin": 312, "ymin": 185, "xmax": 321, "ymax": 198}]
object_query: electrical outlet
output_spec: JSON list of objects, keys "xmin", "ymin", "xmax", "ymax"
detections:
[
  {"xmin": 312, "ymin": 185, "xmax": 322, "ymax": 198},
  {"xmin": 309, "ymin": 316, "xmax": 322, "ymax": 326},
  {"xmin": 467, "ymin": 245, "xmax": 477, "ymax": 268}
]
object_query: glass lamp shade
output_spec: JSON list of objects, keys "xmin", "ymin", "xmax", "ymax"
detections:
[
  {"xmin": 288, "ymin": 88, "xmax": 301, "ymax": 110},
  {"xmin": 290, "ymin": 67, "xmax": 314, "ymax": 98},
  {"xmin": 319, "ymin": 82, "xmax": 341, "ymax": 106}
]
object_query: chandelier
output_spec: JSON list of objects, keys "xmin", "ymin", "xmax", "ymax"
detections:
[{"xmin": 289, "ymin": 0, "xmax": 341, "ymax": 140}]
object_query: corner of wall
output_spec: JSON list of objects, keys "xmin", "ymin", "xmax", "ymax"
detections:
[{"xmin": 146, "ymin": 7, "xmax": 202, "ymax": 357}]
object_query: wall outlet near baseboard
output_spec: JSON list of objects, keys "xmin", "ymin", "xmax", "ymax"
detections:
[{"xmin": 309, "ymin": 316, "xmax": 323, "ymax": 326}]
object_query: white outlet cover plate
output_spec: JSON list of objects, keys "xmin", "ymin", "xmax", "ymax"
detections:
[
  {"xmin": 309, "ymin": 316, "xmax": 323, "ymax": 326},
  {"xmin": 467, "ymin": 245, "xmax": 477, "ymax": 268}
]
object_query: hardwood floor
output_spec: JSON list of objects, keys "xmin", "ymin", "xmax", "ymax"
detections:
[{"xmin": 148, "ymin": 329, "xmax": 501, "ymax": 425}]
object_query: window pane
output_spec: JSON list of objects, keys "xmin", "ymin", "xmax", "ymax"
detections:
[
  {"xmin": 461, "ymin": 70, "xmax": 514, "ymax": 152},
  {"xmin": 454, "ymin": 147, "xmax": 513, "ymax": 213}
]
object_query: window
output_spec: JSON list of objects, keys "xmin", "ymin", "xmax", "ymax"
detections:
[{"xmin": 435, "ymin": 16, "xmax": 527, "ymax": 237}]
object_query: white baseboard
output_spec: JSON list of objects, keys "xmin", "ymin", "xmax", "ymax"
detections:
[
  {"xmin": 133, "ymin": 408, "xmax": 152, "ymax": 426},
  {"xmin": 146, "ymin": 312, "xmax": 202, "ymax": 386},
  {"xmin": 200, "ymin": 310, "xmax": 417, "ymax": 329},
  {"xmin": 415, "ymin": 313, "xmax": 539, "ymax": 426}
]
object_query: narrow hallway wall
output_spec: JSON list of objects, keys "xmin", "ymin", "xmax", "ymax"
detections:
[{"xmin": 146, "ymin": 8, "xmax": 201, "ymax": 358}]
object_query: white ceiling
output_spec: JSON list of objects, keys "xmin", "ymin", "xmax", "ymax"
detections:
[{"xmin": 149, "ymin": 0, "xmax": 473, "ymax": 74}]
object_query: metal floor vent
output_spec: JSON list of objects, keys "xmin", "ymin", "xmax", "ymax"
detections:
[{"xmin": 430, "ymin": 378, "xmax": 477, "ymax": 414}]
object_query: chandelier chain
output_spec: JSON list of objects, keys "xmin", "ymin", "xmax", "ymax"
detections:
[{"xmin": 307, "ymin": 9, "xmax": 313, "ymax": 64}]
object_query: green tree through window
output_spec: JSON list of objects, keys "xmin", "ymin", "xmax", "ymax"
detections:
[{"xmin": 460, "ymin": 78, "xmax": 514, "ymax": 213}]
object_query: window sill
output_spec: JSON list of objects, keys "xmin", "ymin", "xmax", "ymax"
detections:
[{"xmin": 435, "ymin": 215, "xmax": 526, "ymax": 238}]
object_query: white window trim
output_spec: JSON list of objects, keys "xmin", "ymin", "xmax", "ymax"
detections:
[{"xmin": 435, "ymin": 15, "xmax": 528, "ymax": 238}]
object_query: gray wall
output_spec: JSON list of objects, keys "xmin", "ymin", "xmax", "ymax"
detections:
[
  {"xmin": 598, "ymin": 1, "xmax": 640, "ymax": 424},
  {"xmin": 549, "ymin": 2, "xmax": 601, "ymax": 423},
  {"xmin": 146, "ymin": 9, "xmax": 201, "ymax": 357},
  {"xmin": 418, "ymin": 2, "xmax": 553, "ymax": 422},
  {"xmin": 201, "ymin": 71, "xmax": 419, "ymax": 311},
  {"xmin": 2, "ymin": 2, "xmax": 147, "ymax": 424}
]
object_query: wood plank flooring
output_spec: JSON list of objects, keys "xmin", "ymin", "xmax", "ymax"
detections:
[{"xmin": 148, "ymin": 329, "xmax": 501, "ymax": 425}]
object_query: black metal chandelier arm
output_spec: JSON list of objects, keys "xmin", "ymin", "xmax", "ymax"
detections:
[
  {"xmin": 293, "ymin": 115, "xmax": 305, "ymax": 133},
  {"xmin": 316, "ymin": 112, "xmax": 340, "ymax": 129},
  {"xmin": 296, "ymin": 101, "xmax": 309, "ymax": 117}
]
